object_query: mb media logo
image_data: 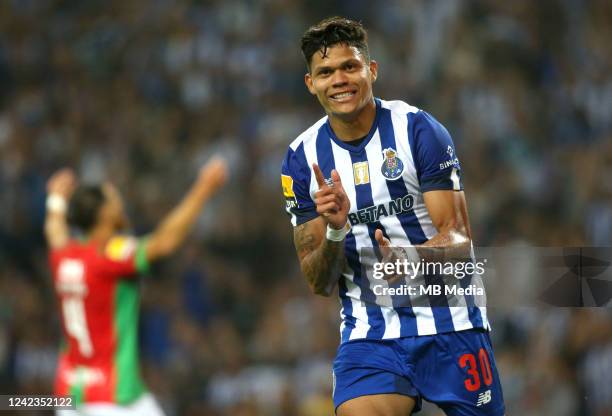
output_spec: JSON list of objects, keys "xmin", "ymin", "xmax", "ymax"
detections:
[{"xmin": 539, "ymin": 248, "xmax": 612, "ymax": 307}]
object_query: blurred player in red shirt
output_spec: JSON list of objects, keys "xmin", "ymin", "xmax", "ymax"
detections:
[{"xmin": 45, "ymin": 158, "xmax": 227, "ymax": 416}]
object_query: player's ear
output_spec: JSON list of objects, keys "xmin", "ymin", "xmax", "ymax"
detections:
[
  {"xmin": 305, "ymin": 72, "xmax": 316, "ymax": 95},
  {"xmin": 369, "ymin": 60, "xmax": 378, "ymax": 83}
]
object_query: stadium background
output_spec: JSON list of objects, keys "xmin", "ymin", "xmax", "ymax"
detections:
[{"xmin": 0, "ymin": 0, "xmax": 611, "ymax": 415}]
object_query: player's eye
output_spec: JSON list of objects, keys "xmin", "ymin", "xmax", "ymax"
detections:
[{"xmin": 344, "ymin": 62, "xmax": 359, "ymax": 72}]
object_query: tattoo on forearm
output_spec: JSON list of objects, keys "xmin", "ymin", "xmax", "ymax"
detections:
[
  {"xmin": 294, "ymin": 222, "xmax": 345, "ymax": 294},
  {"xmin": 295, "ymin": 223, "xmax": 316, "ymax": 258}
]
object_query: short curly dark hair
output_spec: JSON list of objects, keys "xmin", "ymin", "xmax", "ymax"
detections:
[{"xmin": 300, "ymin": 16, "xmax": 370, "ymax": 71}]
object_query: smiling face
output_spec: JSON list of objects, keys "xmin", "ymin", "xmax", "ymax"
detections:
[{"xmin": 305, "ymin": 43, "xmax": 377, "ymax": 122}]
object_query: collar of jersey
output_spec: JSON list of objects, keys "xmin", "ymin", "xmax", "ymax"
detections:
[{"xmin": 324, "ymin": 98, "xmax": 381, "ymax": 153}]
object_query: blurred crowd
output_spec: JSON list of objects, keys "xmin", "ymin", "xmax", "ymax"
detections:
[{"xmin": 0, "ymin": 0, "xmax": 611, "ymax": 415}]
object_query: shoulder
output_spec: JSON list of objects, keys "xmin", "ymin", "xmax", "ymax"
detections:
[
  {"xmin": 287, "ymin": 115, "xmax": 328, "ymax": 152},
  {"xmin": 282, "ymin": 116, "xmax": 327, "ymax": 174},
  {"xmin": 378, "ymin": 99, "xmax": 447, "ymax": 131},
  {"xmin": 49, "ymin": 240, "xmax": 92, "ymax": 269},
  {"xmin": 379, "ymin": 98, "xmax": 420, "ymax": 116},
  {"xmin": 49, "ymin": 239, "xmax": 80, "ymax": 258},
  {"xmin": 104, "ymin": 235, "xmax": 139, "ymax": 261}
]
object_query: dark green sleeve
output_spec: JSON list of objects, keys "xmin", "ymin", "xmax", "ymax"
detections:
[{"xmin": 135, "ymin": 238, "xmax": 150, "ymax": 274}]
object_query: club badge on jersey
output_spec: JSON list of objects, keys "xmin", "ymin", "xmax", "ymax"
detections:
[{"xmin": 381, "ymin": 148, "xmax": 404, "ymax": 180}]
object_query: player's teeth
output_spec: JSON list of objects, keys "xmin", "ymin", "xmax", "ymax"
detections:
[{"xmin": 333, "ymin": 92, "xmax": 353, "ymax": 99}]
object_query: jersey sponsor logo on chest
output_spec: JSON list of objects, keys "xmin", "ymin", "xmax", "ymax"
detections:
[{"xmin": 348, "ymin": 194, "xmax": 415, "ymax": 226}]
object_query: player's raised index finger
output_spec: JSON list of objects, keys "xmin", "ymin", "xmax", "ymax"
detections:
[
  {"xmin": 375, "ymin": 229, "xmax": 390, "ymax": 247},
  {"xmin": 331, "ymin": 169, "xmax": 346, "ymax": 192},
  {"xmin": 331, "ymin": 169, "xmax": 342, "ymax": 185},
  {"xmin": 312, "ymin": 163, "xmax": 326, "ymax": 188}
]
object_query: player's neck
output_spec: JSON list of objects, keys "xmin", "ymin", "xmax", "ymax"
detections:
[
  {"xmin": 87, "ymin": 224, "xmax": 115, "ymax": 246},
  {"xmin": 328, "ymin": 99, "xmax": 376, "ymax": 141}
]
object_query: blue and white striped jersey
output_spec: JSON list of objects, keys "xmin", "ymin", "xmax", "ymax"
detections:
[{"xmin": 282, "ymin": 98, "xmax": 490, "ymax": 343}]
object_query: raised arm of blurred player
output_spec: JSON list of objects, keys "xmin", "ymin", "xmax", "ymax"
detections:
[
  {"xmin": 144, "ymin": 157, "xmax": 228, "ymax": 262},
  {"xmin": 44, "ymin": 168, "xmax": 77, "ymax": 250},
  {"xmin": 293, "ymin": 164, "xmax": 350, "ymax": 297}
]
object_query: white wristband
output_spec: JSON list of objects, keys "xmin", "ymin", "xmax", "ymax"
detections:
[
  {"xmin": 46, "ymin": 193, "xmax": 67, "ymax": 214},
  {"xmin": 326, "ymin": 222, "xmax": 350, "ymax": 242}
]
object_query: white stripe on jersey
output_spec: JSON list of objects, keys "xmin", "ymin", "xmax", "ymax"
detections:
[
  {"xmin": 289, "ymin": 116, "xmax": 327, "ymax": 152},
  {"xmin": 451, "ymin": 167, "xmax": 461, "ymax": 191}
]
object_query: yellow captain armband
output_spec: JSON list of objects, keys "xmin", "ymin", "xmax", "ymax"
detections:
[{"xmin": 105, "ymin": 236, "xmax": 137, "ymax": 261}]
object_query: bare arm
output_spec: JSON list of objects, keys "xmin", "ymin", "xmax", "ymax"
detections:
[
  {"xmin": 418, "ymin": 190, "xmax": 471, "ymax": 260},
  {"xmin": 44, "ymin": 169, "xmax": 77, "ymax": 250},
  {"xmin": 292, "ymin": 164, "xmax": 351, "ymax": 297},
  {"xmin": 294, "ymin": 216, "xmax": 345, "ymax": 296},
  {"xmin": 145, "ymin": 157, "xmax": 227, "ymax": 262}
]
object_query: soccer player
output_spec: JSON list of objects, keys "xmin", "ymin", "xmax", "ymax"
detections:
[
  {"xmin": 281, "ymin": 17, "xmax": 505, "ymax": 415},
  {"xmin": 45, "ymin": 158, "xmax": 227, "ymax": 416}
]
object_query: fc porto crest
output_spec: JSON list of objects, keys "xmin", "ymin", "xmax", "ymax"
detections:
[{"xmin": 381, "ymin": 148, "xmax": 404, "ymax": 180}]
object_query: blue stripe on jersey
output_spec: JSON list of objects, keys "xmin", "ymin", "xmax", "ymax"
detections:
[
  {"xmin": 315, "ymin": 124, "xmax": 335, "ymax": 179},
  {"xmin": 407, "ymin": 112, "xmax": 423, "ymax": 184},
  {"xmin": 379, "ymin": 109, "xmax": 454, "ymax": 334},
  {"xmin": 314, "ymin": 125, "xmax": 357, "ymax": 342},
  {"xmin": 292, "ymin": 142, "xmax": 311, "ymax": 198},
  {"xmin": 291, "ymin": 143, "xmax": 320, "ymax": 225},
  {"xmin": 379, "ymin": 109, "xmax": 428, "ymax": 245},
  {"xmin": 338, "ymin": 277, "xmax": 355, "ymax": 343},
  {"xmin": 347, "ymin": 149, "xmax": 386, "ymax": 339}
]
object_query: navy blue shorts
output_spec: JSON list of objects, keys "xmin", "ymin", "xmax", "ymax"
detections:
[{"xmin": 332, "ymin": 329, "xmax": 505, "ymax": 415}]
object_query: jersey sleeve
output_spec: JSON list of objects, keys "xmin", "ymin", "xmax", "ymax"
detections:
[
  {"xmin": 99, "ymin": 236, "xmax": 150, "ymax": 279},
  {"xmin": 409, "ymin": 110, "xmax": 463, "ymax": 192},
  {"xmin": 281, "ymin": 144, "xmax": 318, "ymax": 226}
]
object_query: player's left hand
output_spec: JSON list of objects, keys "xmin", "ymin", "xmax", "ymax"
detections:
[
  {"xmin": 375, "ymin": 229, "xmax": 391, "ymax": 248},
  {"xmin": 47, "ymin": 168, "xmax": 77, "ymax": 200},
  {"xmin": 375, "ymin": 229, "xmax": 408, "ymax": 283}
]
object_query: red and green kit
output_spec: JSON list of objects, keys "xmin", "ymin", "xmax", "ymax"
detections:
[{"xmin": 49, "ymin": 236, "xmax": 149, "ymax": 405}]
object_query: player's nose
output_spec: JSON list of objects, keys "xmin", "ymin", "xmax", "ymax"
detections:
[{"xmin": 331, "ymin": 70, "xmax": 349, "ymax": 87}]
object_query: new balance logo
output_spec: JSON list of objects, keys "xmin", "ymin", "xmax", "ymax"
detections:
[{"xmin": 476, "ymin": 390, "xmax": 492, "ymax": 406}]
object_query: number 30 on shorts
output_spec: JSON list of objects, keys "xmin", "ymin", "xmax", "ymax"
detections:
[{"xmin": 459, "ymin": 348, "xmax": 493, "ymax": 392}]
